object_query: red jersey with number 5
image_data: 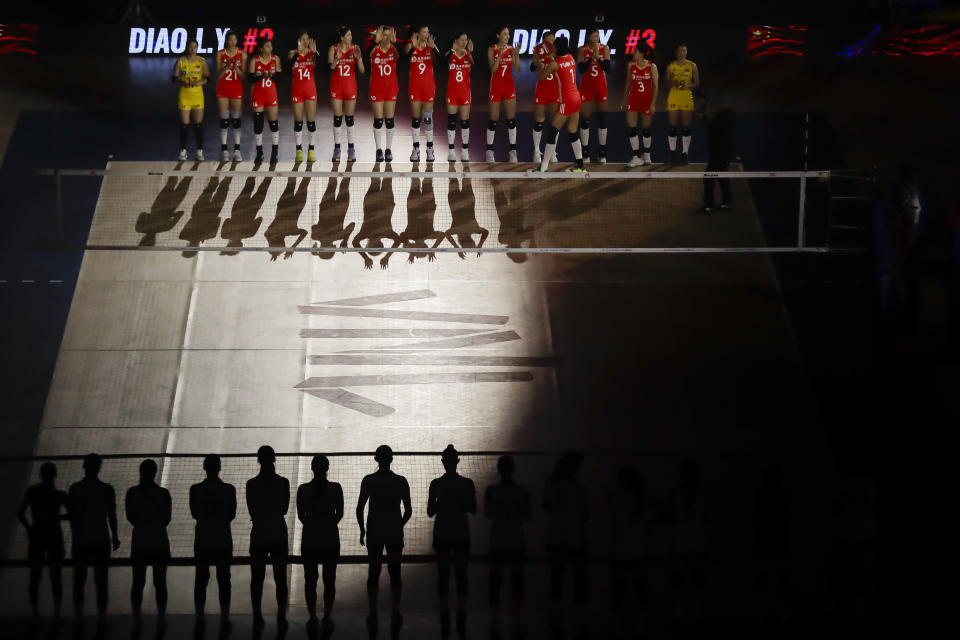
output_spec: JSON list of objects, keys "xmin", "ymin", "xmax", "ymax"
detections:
[
  {"xmin": 370, "ymin": 44, "xmax": 399, "ymax": 102},
  {"xmin": 291, "ymin": 52, "xmax": 317, "ymax": 103},
  {"xmin": 578, "ymin": 45, "xmax": 608, "ymax": 102},
  {"xmin": 216, "ymin": 50, "xmax": 244, "ymax": 100}
]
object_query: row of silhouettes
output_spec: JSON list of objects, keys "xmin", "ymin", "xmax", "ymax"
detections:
[{"xmin": 20, "ymin": 445, "xmax": 698, "ymax": 635}]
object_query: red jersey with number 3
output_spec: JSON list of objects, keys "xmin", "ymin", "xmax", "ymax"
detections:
[
  {"xmin": 579, "ymin": 45, "xmax": 608, "ymax": 102},
  {"xmin": 489, "ymin": 44, "xmax": 516, "ymax": 101},
  {"xmin": 370, "ymin": 44, "xmax": 399, "ymax": 102},
  {"xmin": 555, "ymin": 54, "xmax": 581, "ymax": 114},
  {"xmin": 251, "ymin": 55, "xmax": 279, "ymax": 108},
  {"xmin": 533, "ymin": 41, "xmax": 559, "ymax": 104},
  {"xmin": 627, "ymin": 60, "xmax": 654, "ymax": 112},
  {"xmin": 446, "ymin": 50, "xmax": 473, "ymax": 105},
  {"xmin": 291, "ymin": 52, "xmax": 317, "ymax": 103},
  {"xmin": 330, "ymin": 45, "xmax": 357, "ymax": 99},
  {"xmin": 216, "ymin": 50, "xmax": 244, "ymax": 100}
]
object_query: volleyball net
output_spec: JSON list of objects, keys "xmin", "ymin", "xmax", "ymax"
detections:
[{"xmin": 39, "ymin": 163, "xmax": 833, "ymax": 255}]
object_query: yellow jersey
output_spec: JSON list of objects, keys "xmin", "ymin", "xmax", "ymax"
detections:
[
  {"xmin": 177, "ymin": 57, "xmax": 205, "ymax": 110},
  {"xmin": 666, "ymin": 60, "xmax": 695, "ymax": 111}
]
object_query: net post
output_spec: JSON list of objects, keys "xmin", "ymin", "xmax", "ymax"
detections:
[
  {"xmin": 797, "ymin": 174, "xmax": 807, "ymax": 250},
  {"xmin": 55, "ymin": 169, "xmax": 64, "ymax": 248}
]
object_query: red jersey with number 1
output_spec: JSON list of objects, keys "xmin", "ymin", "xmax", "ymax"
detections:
[
  {"xmin": 251, "ymin": 55, "xmax": 279, "ymax": 109},
  {"xmin": 488, "ymin": 44, "xmax": 516, "ymax": 102},
  {"xmin": 446, "ymin": 50, "xmax": 473, "ymax": 106},
  {"xmin": 555, "ymin": 54, "xmax": 581, "ymax": 115},
  {"xmin": 216, "ymin": 50, "xmax": 243, "ymax": 100},
  {"xmin": 369, "ymin": 44, "xmax": 399, "ymax": 102},
  {"xmin": 409, "ymin": 45, "xmax": 436, "ymax": 103},
  {"xmin": 291, "ymin": 52, "xmax": 317, "ymax": 103},
  {"xmin": 533, "ymin": 40, "xmax": 559, "ymax": 105},
  {"xmin": 330, "ymin": 44, "xmax": 357, "ymax": 100}
]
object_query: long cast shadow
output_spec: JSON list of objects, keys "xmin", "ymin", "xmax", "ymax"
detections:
[
  {"xmin": 312, "ymin": 163, "xmax": 355, "ymax": 260},
  {"xmin": 180, "ymin": 169, "xmax": 232, "ymax": 258},
  {"xmin": 221, "ymin": 163, "xmax": 272, "ymax": 256},
  {"xmin": 352, "ymin": 163, "xmax": 400, "ymax": 270},
  {"xmin": 136, "ymin": 161, "xmax": 191, "ymax": 247},
  {"xmin": 386, "ymin": 163, "xmax": 445, "ymax": 267},
  {"xmin": 445, "ymin": 162, "xmax": 488, "ymax": 260},
  {"xmin": 266, "ymin": 161, "xmax": 310, "ymax": 261}
]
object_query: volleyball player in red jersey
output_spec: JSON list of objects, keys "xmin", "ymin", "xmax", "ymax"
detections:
[
  {"xmin": 486, "ymin": 27, "xmax": 520, "ymax": 163},
  {"xmin": 530, "ymin": 33, "xmax": 558, "ymax": 163},
  {"xmin": 216, "ymin": 31, "xmax": 246, "ymax": 161},
  {"xmin": 576, "ymin": 29, "xmax": 611, "ymax": 163},
  {"xmin": 328, "ymin": 27, "xmax": 364, "ymax": 163},
  {"xmin": 445, "ymin": 33, "xmax": 474, "ymax": 164},
  {"xmin": 621, "ymin": 44, "xmax": 659, "ymax": 167},
  {"xmin": 288, "ymin": 31, "xmax": 319, "ymax": 163},
  {"xmin": 247, "ymin": 38, "xmax": 281, "ymax": 164},
  {"xmin": 536, "ymin": 37, "xmax": 584, "ymax": 173},
  {"xmin": 405, "ymin": 25, "xmax": 441, "ymax": 163},
  {"xmin": 369, "ymin": 26, "xmax": 399, "ymax": 163}
]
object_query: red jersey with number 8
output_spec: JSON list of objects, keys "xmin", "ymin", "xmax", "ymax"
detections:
[
  {"xmin": 533, "ymin": 41, "xmax": 559, "ymax": 105},
  {"xmin": 251, "ymin": 55, "xmax": 279, "ymax": 109},
  {"xmin": 555, "ymin": 54, "xmax": 581, "ymax": 115},
  {"xmin": 216, "ymin": 50, "xmax": 244, "ymax": 100},
  {"xmin": 488, "ymin": 44, "xmax": 516, "ymax": 103},
  {"xmin": 370, "ymin": 44, "xmax": 399, "ymax": 102},
  {"xmin": 578, "ymin": 45, "xmax": 608, "ymax": 103},
  {"xmin": 446, "ymin": 51, "xmax": 473, "ymax": 106},
  {"xmin": 291, "ymin": 52, "xmax": 317, "ymax": 103},
  {"xmin": 330, "ymin": 44, "xmax": 357, "ymax": 100}
]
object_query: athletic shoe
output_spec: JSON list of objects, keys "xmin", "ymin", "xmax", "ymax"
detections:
[
  {"xmin": 410, "ymin": 147, "xmax": 420, "ymax": 162},
  {"xmin": 628, "ymin": 155, "xmax": 645, "ymax": 168},
  {"xmin": 221, "ymin": 149, "xmax": 231, "ymax": 162},
  {"xmin": 568, "ymin": 167, "xmax": 586, "ymax": 173},
  {"xmin": 384, "ymin": 149, "xmax": 393, "ymax": 162},
  {"xmin": 447, "ymin": 148, "xmax": 456, "ymax": 163},
  {"xmin": 254, "ymin": 146, "xmax": 264, "ymax": 164},
  {"xmin": 376, "ymin": 149, "xmax": 384, "ymax": 163},
  {"xmin": 307, "ymin": 149, "xmax": 316, "ymax": 163},
  {"xmin": 598, "ymin": 147, "xmax": 607, "ymax": 163},
  {"xmin": 680, "ymin": 152, "xmax": 689, "ymax": 166},
  {"xmin": 347, "ymin": 147, "xmax": 356, "ymax": 162},
  {"xmin": 233, "ymin": 148, "xmax": 242, "ymax": 162},
  {"xmin": 295, "ymin": 148, "xmax": 303, "ymax": 162},
  {"xmin": 178, "ymin": 148, "xmax": 188, "ymax": 162},
  {"xmin": 508, "ymin": 150, "xmax": 518, "ymax": 163},
  {"xmin": 643, "ymin": 153, "xmax": 652, "ymax": 165},
  {"xmin": 426, "ymin": 147, "xmax": 435, "ymax": 162},
  {"xmin": 332, "ymin": 147, "xmax": 341, "ymax": 162},
  {"xmin": 486, "ymin": 150, "xmax": 495, "ymax": 162},
  {"xmin": 533, "ymin": 152, "xmax": 541, "ymax": 163},
  {"xmin": 196, "ymin": 149, "xmax": 204, "ymax": 162},
  {"xmin": 549, "ymin": 154, "xmax": 557, "ymax": 163},
  {"xmin": 270, "ymin": 145, "xmax": 278, "ymax": 164}
]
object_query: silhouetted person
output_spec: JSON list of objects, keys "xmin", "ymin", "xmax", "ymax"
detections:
[
  {"xmin": 126, "ymin": 459, "xmax": 172, "ymax": 624},
  {"xmin": 608, "ymin": 465, "xmax": 647, "ymax": 639},
  {"xmin": 543, "ymin": 452, "xmax": 589, "ymax": 637},
  {"xmin": 18, "ymin": 461, "xmax": 68, "ymax": 617},
  {"xmin": 180, "ymin": 176, "xmax": 231, "ymax": 257},
  {"xmin": 699, "ymin": 90, "xmax": 736, "ymax": 212},
  {"xmin": 246, "ymin": 445, "xmax": 290, "ymax": 628},
  {"xmin": 427, "ymin": 445, "xmax": 476, "ymax": 639},
  {"xmin": 492, "ymin": 178, "xmax": 534, "ymax": 263},
  {"xmin": 190, "ymin": 454, "xmax": 236, "ymax": 622},
  {"xmin": 297, "ymin": 455, "xmax": 343, "ymax": 631},
  {"xmin": 136, "ymin": 165, "xmax": 191, "ymax": 247},
  {"xmin": 671, "ymin": 460, "xmax": 708, "ymax": 620},
  {"xmin": 485, "ymin": 454, "xmax": 531, "ymax": 640},
  {"xmin": 752, "ymin": 463, "xmax": 791, "ymax": 628},
  {"xmin": 221, "ymin": 176, "xmax": 271, "ymax": 254},
  {"xmin": 357, "ymin": 445, "xmax": 412, "ymax": 637}
]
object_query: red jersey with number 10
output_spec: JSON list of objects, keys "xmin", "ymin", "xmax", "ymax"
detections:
[{"xmin": 370, "ymin": 44, "xmax": 399, "ymax": 101}]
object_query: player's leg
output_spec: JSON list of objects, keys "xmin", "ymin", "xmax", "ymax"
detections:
[
  {"xmin": 459, "ymin": 105, "xmax": 471, "ymax": 162},
  {"xmin": 410, "ymin": 101, "xmax": 422, "ymax": 161},
  {"xmin": 252, "ymin": 107, "xmax": 265, "ymax": 163},
  {"xmin": 72, "ymin": 551, "xmax": 87, "ymax": 617},
  {"xmin": 27, "ymin": 556, "xmax": 41, "ymax": 616},
  {"xmin": 504, "ymin": 98, "xmax": 518, "ymax": 162},
  {"xmin": 218, "ymin": 96, "xmax": 231, "ymax": 161},
  {"xmin": 487, "ymin": 99, "xmax": 501, "ymax": 162},
  {"xmin": 626, "ymin": 110, "xmax": 643, "ymax": 166},
  {"xmin": 641, "ymin": 113, "xmax": 654, "ymax": 164},
  {"xmin": 307, "ymin": 560, "xmax": 324, "ymax": 622},
  {"xmin": 250, "ymin": 552, "xmax": 266, "ymax": 622},
  {"xmin": 532, "ymin": 103, "xmax": 545, "ymax": 163},
  {"xmin": 344, "ymin": 100, "xmax": 357, "ymax": 162},
  {"xmin": 385, "ymin": 545, "xmax": 403, "ymax": 625},
  {"xmin": 667, "ymin": 108, "xmax": 679, "ymax": 163},
  {"xmin": 304, "ymin": 99, "xmax": 317, "ymax": 162},
  {"xmin": 266, "ymin": 105, "xmax": 280, "ymax": 163},
  {"xmin": 229, "ymin": 98, "xmax": 243, "ymax": 161},
  {"xmin": 292, "ymin": 100, "xmax": 305, "ymax": 162},
  {"xmin": 423, "ymin": 99, "xmax": 435, "ymax": 161},
  {"xmin": 271, "ymin": 555, "xmax": 288, "ymax": 622},
  {"xmin": 596, "ymin": 100, "xmax": 609, "ymax": 163},
  {"xmin": 383, "ymin": 100, "xmax": 396, "ymax": 162},
  {"xmin": 321, "ymin": 557, "xmax": 337, "ymax": 620},
  {"xmin": 179, "ymin": 109, "xmax": 191, "ymax": 161},
  {"xmin": 50, "ymin": 556, "xmax": 63, "ymax": 618},
  {"xmin": 539, "ymin": 112, "xmax": 567, "ymax": 172},
  {"xmin": 547, "ymin": 103, "xmax": 560, "ymax": 162},
  {"xmin": 153, "ymin": 562, "xmax": 168, "ymax": 619},
  {"xmin": 194, "ymin": 563, "xmax": 210, "ymax": 616},
  {"xmin": 331, "ymin": 98, "xmax": 344, "ymax": 162},
  {"xmin": 566, "ymin": 112, "xmax": 585, "ymax": 171},
  {"xmin": 372, "ymin": 101, "xmax": 385, "ymax": 162},
  {"xmin": 215, "ymin": 559, "xmax": 231, "ymax": 618},
  {"xmin": 192, "ymin": 107, "xmax": 205, "ymax": 161},
  {"xmin": 579, "ymin": 100, "xmax": 593, "ymax": 160},
  {"xmin": 446, "ymin": 103, "xmax": 458, "ymax": 162},
  {"xmin": 131, "ymin": 561, "xmax": 146, "ymax": 619},
  {"xmin": 680, "ymin": 109, "xmax": 693, "ymax": 165}
]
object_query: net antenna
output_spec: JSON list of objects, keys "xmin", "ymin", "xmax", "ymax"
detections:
[{"xmin": 119, "ymin": 0, "xmax": 155, "ymax": 25}]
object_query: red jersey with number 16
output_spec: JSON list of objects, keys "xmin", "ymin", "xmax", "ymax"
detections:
[{"xmin": 250, "ymin": 55, "xmax": 279, "ymax": 109}]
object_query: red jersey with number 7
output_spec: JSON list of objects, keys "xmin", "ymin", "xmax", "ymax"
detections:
[{"xmin": 488, "ymin": 44, "xmax": 516, "ymax": 102}]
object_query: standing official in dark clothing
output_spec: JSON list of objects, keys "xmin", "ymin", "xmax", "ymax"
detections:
[
  {"xmin": 18, "ymin": 462, "xmax": 68, "ymax": 617},
  {"xmin": 126, "ymin": 459, "xmax": 172, "ymax": 623},
  {"xmin": 190, "ymin": 454, "xmax": 236, "ymax": 621},
  {"xmin": 700, "ymin": 91, "xmax": 736, "ymax": 212},
  {"xmin": 297, "ymin": 454, "xmax": 343, "ymax": 628},
  {"xmin": 246, "ymin": 445, "xmax": 290, "ymax": 628}
]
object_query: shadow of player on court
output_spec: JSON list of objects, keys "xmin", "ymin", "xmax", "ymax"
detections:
[
  {"xmin": 136, "ymin": 161, "xmax": 191, "ymax": 247},
  {"xmin": 353, "ymin": 163, "xmax": 400, "ymax": 270},
  {"xmin": 221, "ymin": 171, "xmax": 272, "ymax": 256},
  {"xmin": 180, "ymin": 167, "xmax": 232, "ymax": 258},
  {"xmin": 312, "ymin": 163, "xmax": 355, "ymax": 260},
  {"xmin": 445, "ymin": 163, "xmax": 488, "ymax": 259},
  {"xmin": 492, "ymin": 171, "xmax": 534, "ymax": 263},
  {"xmin": 383, "ymin": 163, "xmax": 445, "ymax": 267},
  {"xmin": 266, "ymin": 161, "xmax": 310, "ymax": 261}
]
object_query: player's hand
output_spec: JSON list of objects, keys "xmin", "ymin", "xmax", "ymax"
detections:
[
  {"xmin": 467, "ymin": 39, "xmax": 474, "ymax": 52},
  {"xmin": 359, "ymin": 531, "xmax": 366, "ymax": 546},
  {"xmin": 309, "ymin": 38, "xmax": 317, "ymax": 53},
  {"xmin": 427, "ymin": 34, "xmax": 436, "ymax": 50}
]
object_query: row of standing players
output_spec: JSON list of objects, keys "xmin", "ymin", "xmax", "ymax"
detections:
[
  {"xmin": 19, "ymin": 445, "xmax": 674, "ymax": 636},
  {"xmin": 174, "ymin": 25, "xmax": 700, "ymax": 170}
]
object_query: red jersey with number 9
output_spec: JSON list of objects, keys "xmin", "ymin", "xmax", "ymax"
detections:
[
  {"xmin": 446, "ymin": 50, "xmax": 473, "ymax": 106},
  {"xmin": 370, "ymin": 44, "xmax": 399, "ymax": 102},
  {"xmin": 409, "ymin": 45, "xmax": 436, "ymax": 103},
  {"xmin": 291, "ymin": 52, "xmax": 317, "ymax": 103},
  {"xmin": 216, "ymin": 50, "xmax": 244, "ymax": 100},
  {"xmin": 330, "ymin": 44, "xmax": 357, "ymax": 100},
  {"xmin": 250, "ymin": 55, "xmax": 279, "ymax": 109}
]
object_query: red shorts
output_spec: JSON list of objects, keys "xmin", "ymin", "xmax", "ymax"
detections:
[
  {"xmin": 488, "ymin": 80, "xmax": 516, "ymax": 103},
  {"xmin": 579, "ymin": 76, "xmax": 608, "ymax": 103},
  {"xmin": 291, "ymin": 81, "xmax": 317, "ymax": 104},
  {"xmin": 534, "ymin": 79, "xmax": 560, "ymax": 105},
  {"xmin": 251, "ymin": 87, "xmax": 278, "ymax": 109},
  {"xmin": 216, "ymin": 79, "xmax": 243, "ymax": 101},
  {"xmin": 330, "ymin": 77, "xmax": 357, "ymax": 101},
  {"xmin": 446, "ymin": 86, "xmax": 471, "ymax": 106},
  {"xmin": 558, "ymin": 94, "xmax": 581, "ymax": 116},
  {"xmin": 370, "ymin": 80, "xmax": 398, "ymax": 102},
  {"xmin": 627, "ymin": 92, "xmax": 653, "ymax": 116},
  {"xmin": 409, "ymin": 80, "xmax": 436, "ymax": 104}
]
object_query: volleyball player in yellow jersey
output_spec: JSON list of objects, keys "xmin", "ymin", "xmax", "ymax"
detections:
[
  {"xmin": 172, "ymin": 38, "xmax": 210, "ymax": 161},
  {"xmin": 665, "ymin": 42, "xmax": 699, "ymax": 165}
]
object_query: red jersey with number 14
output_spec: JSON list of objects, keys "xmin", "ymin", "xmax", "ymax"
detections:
[
  {"xmin": 370, "ymin": 44, "xmax": 399, "ymax": 102},
  {"xmin": 291, "ymin": 52, "xmax": 317, "ymax": 103},
  {"xmin": 216, "ymin": 50, "xmax": 244, "ymax": 100}
]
